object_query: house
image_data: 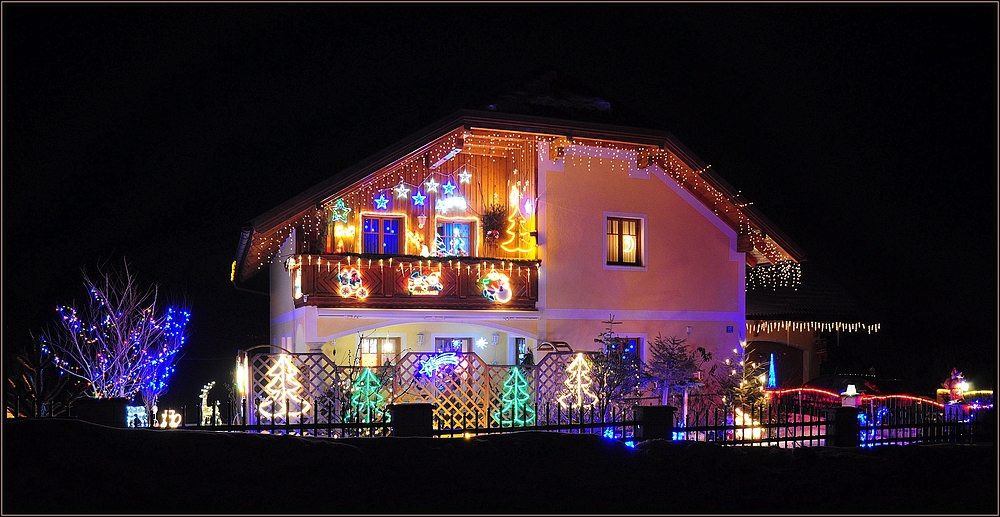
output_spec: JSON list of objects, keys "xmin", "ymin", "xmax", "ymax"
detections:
[{"xmin": 232, "ymin": 72, "xmax": 860, "ymax": 399}]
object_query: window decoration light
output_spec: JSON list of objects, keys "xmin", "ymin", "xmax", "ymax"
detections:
[
  {"xmin": 407, "ymin": 270, "xmax": 443, "ymax": 295},
  {"xmin": 557, "ymin": 353, "xmax": 598, "ymax": 409},
  {"xmin": 349, "ymin": 367, "xmax": 385, "ymax": 423},
  {"xmin": 477, "ymin": 268, "xmax": 513, "ymax": 303},
  {"xmin": 493, "ymin": 367, "xmax": 536, "ymax": 426},
  {"xmin": 337, "ymin": 267, "xmax": 369, "ymax": 299},
  {"xmin": 258, "ymin": 354, "xmax": 312, "ymax": 422}
]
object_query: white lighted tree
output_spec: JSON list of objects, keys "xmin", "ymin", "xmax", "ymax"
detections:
[
  {"xmin": 34, "ymin": 259, "xmax": 190, "ymax": 400},
  {"xmin": 557, "ymin": 353, "xmax": 598, "ymax": 409},
  {"xmin": 258, "ymin": 354, "xmax": 312, "ymax": 422}
]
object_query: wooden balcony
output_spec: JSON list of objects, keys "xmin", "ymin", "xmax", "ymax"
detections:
[{"xmin": 293, "ymin": 254, "xmax": 540, "ymax": 311}]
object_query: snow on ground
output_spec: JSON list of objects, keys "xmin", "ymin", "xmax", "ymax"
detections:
[{"xmin": 3, "ymin": 418, "xmax": 996, "ymax": 514}]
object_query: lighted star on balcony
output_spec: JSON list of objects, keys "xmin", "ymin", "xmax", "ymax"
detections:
[
  {"xmin": 412, "ymin": 191, "xmax": 426, "ymax": 206},
  {"xmin": 393, "ymin": 181, "xmax": 411, "ymax": 199},
  {"xmin": 424, "ymin": 178, "xmax": 440, "ymax": 193},
  {"xmin": 442, "ymin": 181, "xmax": 457, "ymax": 196},
  {"xmin": 374, "ymin": 193, "xmax": 390, "ymax": 210},
  {"xmin": 458, "ymin": 168, "xmax": 472, "ymax": 184}
]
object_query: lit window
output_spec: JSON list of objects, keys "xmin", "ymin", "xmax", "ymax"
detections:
[
  {"xmin": 362, "ymin": 216, "xmax": 402, "ymax": 254},
  {"xmin": 360, "ymin": 337, "xmax": 401, "ymax": 367},
  {"xmin": 435, "ymin": 337, "xmax": 472, "ymax": 354},
  {"xmin": 435, "ymin": 221, "xmax": 472, "ymax": 257},
  {"xmin": 606, "ymin": 217, "xmax": 642, "ymax": 266}
]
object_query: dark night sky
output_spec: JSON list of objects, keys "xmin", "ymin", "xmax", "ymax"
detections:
[{"xmin": 3, "ymin": 3, "xmax": 997, "ymax": 409}]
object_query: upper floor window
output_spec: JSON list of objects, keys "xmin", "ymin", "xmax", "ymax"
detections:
[
  {"xmin": 362, "ymin": 216, "xmax": 402, "ymax": 254},
  {"xmin": 435, "ymin": 220, "xmax": 472, "ymax": 257},
  {"xmin": 606, "ymin": 216, "xmax": 643, "ymax": 267}
]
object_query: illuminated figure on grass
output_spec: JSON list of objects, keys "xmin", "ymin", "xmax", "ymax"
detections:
[{"xmin": 493, "ymin": 367, "xmax": 535, "ymax": 426}]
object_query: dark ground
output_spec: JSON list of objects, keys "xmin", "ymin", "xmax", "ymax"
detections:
[{"xmin": 3, "ymin": 419, "xmax": 997, "ymax": 515}]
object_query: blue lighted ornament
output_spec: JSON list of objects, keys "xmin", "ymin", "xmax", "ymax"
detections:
[
  {"xmin": 442, "ymin": 181, "xmax": 457, "ymax": 196},
  {"xmin": 374, "ymin": 193, "xmax": 390, "ymax": 210},
  {"xmin": 412, "ymin": 191, "xmax": 426, "ymax": 206}
]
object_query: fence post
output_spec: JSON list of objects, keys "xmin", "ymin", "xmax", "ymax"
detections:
[
  {"xmin": 634, "ymin": 405, "xmax": 676, "ymax": 442},
  {"xmin": 387, "ymin": 403, "xmax": 435, "ymax": 437},
  {"xmin": 828, "ymin": 406, "xmax": 860, "ymax": 447}
]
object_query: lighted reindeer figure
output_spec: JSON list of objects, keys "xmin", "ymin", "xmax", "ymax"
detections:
[{"xmin": 199, "ymin": 381, "xmax": 222, "ymax": 426}]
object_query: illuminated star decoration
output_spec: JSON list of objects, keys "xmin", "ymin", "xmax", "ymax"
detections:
[
  {"xmin": 393, "ymin": 181, "xmax": 411, "ymax": 199},
  {"xmin": 374, "ymin": 193, "xmax": 390, "ymax": 210},
  {"xmin": 458, "ymin": 168, "xmax": 472, "ymax": 184},
  {"xmin": 331, "ymin": 198, "xmax": 351, "ymax": 223},
  {"xmin": 412, "ymin": 191, "xmax": 426, "ymax": 206},
  {"xmin": 442, "ymin": 181, "xmax": 457, "ymax": 196},
  {"xmin": 476, "ymin": 337, "xmax": 488, "ymax": 350},
  {"xmin": 418, "ymin": 352, "xmax": 460, "ymax": 377},
  {"xmin": 424, "ymin": 177, "xmax": 440, "ymax": 193}
]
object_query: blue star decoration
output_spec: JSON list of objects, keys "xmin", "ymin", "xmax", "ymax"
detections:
[
  {"xmin": 374, "ymin": 193, "xmax": 390, "ymax": 210},
  {"xmin": 331, "ymin": 198, "xmax": 351, "ymax": 223},
  {"xmin": 442, "ymin": 181, "xmax": 457, "ymax": 196},
  {"xmin": 412, "ymin": 191, "xmax": 426, "ymax": 206},
  {"xmin": 458, "ymin": 169, "xmax": 472, "ymax": 184}
]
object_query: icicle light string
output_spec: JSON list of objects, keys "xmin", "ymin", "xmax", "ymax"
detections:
[{"xmin": 244, "ymin": 128, "xmax": 797, "ymax": 282}]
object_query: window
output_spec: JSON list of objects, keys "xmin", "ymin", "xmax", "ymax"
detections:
[
  {"xmin": 606, "ymin": 216, "xmax": 643, "ymax": 266},
  {"xmin": 435, "ymin": 221, "xmax": 472, "ymax": 257},
  {"xmin": 362, "ymin": 216, "xmax": 402, "ymax": 254},
  {"xmin": 435, "ymin": 337, "xmax": 472, "ymax": 354},
  {"xmin": 360, "ymin": 337, "xmax": 401, "ymax": 367},
  {"xmin": 516, "ymin": 337, "xmax": 530, "ymax": 365}
]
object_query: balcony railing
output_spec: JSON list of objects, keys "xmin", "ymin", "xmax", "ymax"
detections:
[{"xmin": 292, "ymin": 253, "xmax": 540, "ymax": 310}]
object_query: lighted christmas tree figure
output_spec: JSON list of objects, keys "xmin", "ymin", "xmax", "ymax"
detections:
[
  {"xmin": 500, "ymin": 179, "xmax": 535, "ymax": 254},
  {"xmin": 258, "ymin": 354, "xmax": 312, "ymax": 423},
  {"xmin": 711, "ymin": 340, "xmax": 769, "ymax": 412},
  {"xmin": 350, "ymin": 367, "xmax": 385, "ymax": 423},
  {"xmin": 492, "ymin": 367, "xmax": 535, "ymax": 426},
  {"xmin": 557, "ymin": 353, "xmax": 598, "ymax": 409}
]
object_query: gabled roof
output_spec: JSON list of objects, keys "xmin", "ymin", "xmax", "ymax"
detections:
[{"xmin": 234, "ymin": 76, "xmax": 806, "ymax": 284}]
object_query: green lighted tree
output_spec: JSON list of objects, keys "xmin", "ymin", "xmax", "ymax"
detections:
[
  {"xmin": 492, "ymin": 367, "xmax": 535, "ymax": 426},
  {"xmin": 350, "ymin": 367, "xmax": 385, "ymax": 423}
]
